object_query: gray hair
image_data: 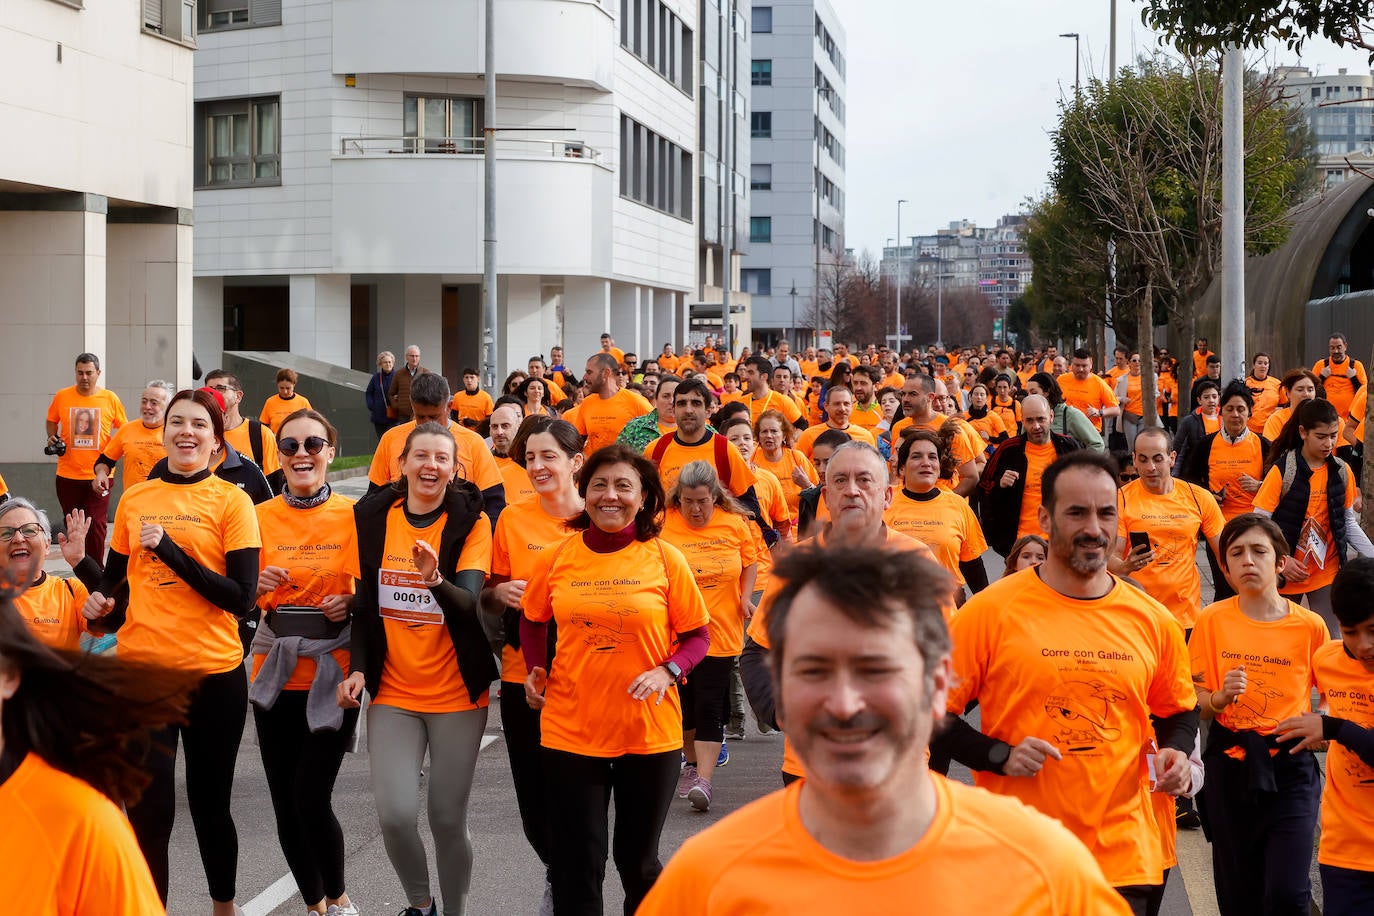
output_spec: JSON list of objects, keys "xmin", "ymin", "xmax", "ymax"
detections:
[
  {"xmin": 665, "ymin": 460, "xmax": 750, "ymax": 517},
  {"xmin": 0, "ymin": 497, "xmax": 52, "ymax": 542},
  {"xmin": 145, "ymin": 379, "xmax": 175, "ymax": 398},
  {"xmin": 377, "ymin": 350, "xmax": 395, "ymax": 366}
]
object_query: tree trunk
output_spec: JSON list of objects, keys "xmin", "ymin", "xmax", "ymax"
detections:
[
  {"xmin": 1178, "ymin": 310, "xmax": 1196, "ymax": 415},
  {"xmin": 1141, "ymin": 279, "xmax": 1160, "ymax": 427}
]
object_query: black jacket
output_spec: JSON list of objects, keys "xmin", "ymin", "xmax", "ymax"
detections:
[
  {"xmin": 352, "ymin": 482, "xmax": 498, "ymax": 704},
  {"xmin": 974, "ymin": 433, "xmax": 1080, "ymax": 556},
  {"xmin": 148, "ymin": 443, "xmax": 273, "ymax": 505},
  {"xmin": 1180, "ymin": 429, "xmax": 1270, "ymax": 493}
]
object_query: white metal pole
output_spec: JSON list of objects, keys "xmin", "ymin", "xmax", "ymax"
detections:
[
  {"xmin": 482, "ymin": 0, "xmax": 498, "ymax": 393},
  {"xmin": 896, "ymin": 200, "xmax": 905, "ymax": 353},
  {"xmin": 1221, "ymin": 47, "xmax": 1246, "ymax": 379}
]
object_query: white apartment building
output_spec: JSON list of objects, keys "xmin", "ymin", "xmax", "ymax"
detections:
[
  {"xmin": 191, "ymin": 0, "xmax": 698, "ymax": 384},
  {"xmin": 881, "ymin": 215, "xmax": 1031, "ymax": 312},
  {"xmin": 740, "ymin": 0, "xmax": 846, "ymax": 346},
  {"xmin": 0, "ymin": 0, "xmax": 195, "ymax": 491},
  {"xmin": 1275, "ymin": 65, "xmax": 1374, "ymax": 188}
]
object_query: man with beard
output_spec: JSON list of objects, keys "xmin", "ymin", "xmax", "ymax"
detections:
[
  {"xmin": 570, "ymin": 352, "xmax": 652, "ymax": 455},
  {"xmin": 488, "ymin": 402, "xmax": 535, "ymax": 505},
  {"xmin": 944, "ymin": 451, "xmax": 1198, "ymax": 916},
  {"xmin": 640, "ymin": 543, "xmax": 1129, "ymax": 915}
]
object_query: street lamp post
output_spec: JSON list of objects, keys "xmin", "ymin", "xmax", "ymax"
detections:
[
  {"xmin": 896, "ymin": 200, "xmax": 906, "ymax": 354},
  {"xmin": 1059, "ymin": 32, "xmax": 1081, "ymax": 98}
]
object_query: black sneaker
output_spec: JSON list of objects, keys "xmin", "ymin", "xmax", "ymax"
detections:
[{"xmin": 1175, "ymin": 798, "xmax": 1201, "ymax": 831}]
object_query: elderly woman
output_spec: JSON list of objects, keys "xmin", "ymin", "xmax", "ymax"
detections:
[
  {"xmin": 365, "ymin": 350, "xmax": 398, "ymax": 441},
  {"xmin": 0, "ymin": 500, "xmax": 100, "ymax": 651}
]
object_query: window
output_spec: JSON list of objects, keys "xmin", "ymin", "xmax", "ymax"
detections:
[
  {"xmin": 197, "ymin": 96, "xmax": 281, "ymax": 188},
  {"xmin": 619, "ymin": 0, "xmax": 694, "ymax": 95},
  {"xmin": 751, "ymin": 60, "xmax": 772, "ymax": 86},
  {"xmin": 750, "ymin": 217, "xmax": 772, "ymax": 243},
  {"xmin": 741, "ymin": 269, "xmax": 772, "ymax": 296},
  {"xmin": 750, "ymin": 163, "xmax": 772, "ymax": 190},
  {"xmin": 751, "ymin": 111, "xmax": 772, "ymax": 138},
  {"xmin": 143, "ymin": 0, "xmax": 196, "ymax": 44},
  {"xmin": 751, "ymin": 6, "xmax": 772, "ymax": 33},
  {"xmin": 201, "ymin": 0, "xmax": 281, "ymax": 31},
  {"xmin": 403, "ymin": 96, "xmax": 484, "ymax": 153},
  {"xmin": 619, "ymin": 115, "xmax": 692, "ymax": 220}
]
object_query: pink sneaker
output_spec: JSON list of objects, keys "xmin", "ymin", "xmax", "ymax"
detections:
[
  {"xmin": 677, "ymin": 763, "xmax": 698, "ymax": 798},
  {"xmin": 687, "ymin": 775, "xmax": 713, "ymax": 811}
]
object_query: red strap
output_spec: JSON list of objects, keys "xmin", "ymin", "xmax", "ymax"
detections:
[
  {"xmin": 713, "ymin": 434, "xmax": 732, "ymax": 489},
  {"xmin": 650, "ymin": 434, "xmax": 673, "ymax": 464}
]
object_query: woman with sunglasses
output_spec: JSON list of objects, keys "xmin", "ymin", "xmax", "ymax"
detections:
[
  {"xmin": 81, "ymin": 388, "xmax": 261, "ymax": 914},
  {"xmin": 249, "ymin": 410, "xmax": 360, "ymax": 916}
]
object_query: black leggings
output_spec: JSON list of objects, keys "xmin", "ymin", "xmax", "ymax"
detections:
[
  {"xmin": 128, "ymin": 665, "xmax": 247, "ymax": 903},
  {"xmin": 253, "ymin": 690, "xmax": 359, "ymax": 904},
  {"xmin": 680, "ymin": 655, "xmax": 734, "ymax": 743},
  {"xmin": 542, "ymin": 747, "xmax": 678, "ymax": 916},
  {"xmin": 500, "ymin": 683, "xmax": 551, "ymax": 866}
]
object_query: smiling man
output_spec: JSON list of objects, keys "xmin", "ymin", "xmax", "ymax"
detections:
[{"xmin": 641, "ymin": 543, "xmax": 1129, "ymax": 915}]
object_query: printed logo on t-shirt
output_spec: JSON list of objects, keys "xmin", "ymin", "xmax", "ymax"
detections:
[
  {"xmin": 1044, "ymin": 678, "xmax": 1126, "ymax": 752},
  {"xmin": 569, "ymin": 599, "xmax": 639, "ymax": 652},
  {"xmin": 69, "ymin": 407, "xmax": 100, "ymax": 450}
]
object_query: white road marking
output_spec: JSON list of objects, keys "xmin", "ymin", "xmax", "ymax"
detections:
[{"xmin": 241, "ymin": 732, "xmax": 503, "ymax": 915}]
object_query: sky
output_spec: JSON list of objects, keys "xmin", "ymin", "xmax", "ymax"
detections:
[{"xmin": 839, "ymin": 0, "xmax": 1374, "ymax": 257}]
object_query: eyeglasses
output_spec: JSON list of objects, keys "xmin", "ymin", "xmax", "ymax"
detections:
[
  {"xmin": 0, "ymin": 523, "xmax": 44, "ymax": 542},
  {"xmin": 208, "ymin": 384, "xmax": 238, "ymax": 393},
  {"xmin": 278, "ymin": 436, "xmax": 328, "ymax": 456}
]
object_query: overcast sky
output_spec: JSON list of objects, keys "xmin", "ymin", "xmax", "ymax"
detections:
[{"xmin": 840, "ymin": 0, "xmax": 1374, "ymax": 257}]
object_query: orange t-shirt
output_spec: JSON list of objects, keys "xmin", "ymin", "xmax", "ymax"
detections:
[
  {"xmin": 795, "ymin": 423, "xmax": 876, "ymax": 458},
  {"xmin": 0, "ymin": 472, "xmax": 7, "ymax": 499},
  {"xmin": 1193, "ymin": 350, "xmax": 1214, "ymax": 378},
  {"xmin": 948, "ymin": 568, "xmax": 1197, "ymax": 887},
  {"xmin": 646, "ymin": 433, "xmax": 757, "ymax": 498},
  {"xmin": 747, "ymin": 390, "xmax": 802, "ymax": 426},
  {"xmin": 491, "ymin": 500, "xmax": 577, "ymax": 684},
  {"xmin": 1262, "ymin": 407, "xmax": 1346, "ymax": 444},
  {"xmin": 572, "ymin": 388, "xmax": 653, "ymax": 455},
  {"xmin": 1115, "ymin": 480, "xmax": 1225, "ymax": 628},
  {"xmin": 14, "ymin": 573, "xmax": 89, "ymax": 652},
  {"xmin": 658, "ymin": 353, "xmax": 680, "ymax": 373},
  {"xmin": 251, "ymin": 492, "xmax": 360, "ymax": 691},
  {"xmin": 1253, "ymin": 460, "xmax": 1358, "ymax": 595},
  {"xmin": 1313, "ymin": 358, "xmax": 1368, "ymax": 418},
  {"xmin": 661, "ymin": 509, "xmax": 758, "ymax": 658},
  {"xmin": 1119, "ymin": 374, "xmax": 1143, "ymax": 415},
  {"xmin": 1311, "ymin": 641, "xmax": 1374, "ymax": 871},
  {"xmin": 991, "ymin": 396, "xmax": 1021, "ymax": 432},
  {"xmin": 1348, "ymin": 387, "xmax": 1367, "ymax": 441},
  {"xmin": 1017, "ymin": 441, "xmax": 1058, "ymax": 539},
  {"xmin": 637, "ymin": 775, "xmax": 1130, "ymax": 915},
  {"xmin": 1188, "ymin": 597, "xmax": 1326, "ymax": 735},
  {"xmin": 259, "ymin": 393, "xmax": 312, "ymax": 433},
  {"xmin": 367, "ymin": 419, "xmax": 503, "ymax": 493},
  {"xmin": 1056, "ymin": 373, "xmax": 1119, "ymax": 432},
  {"xmin": 965, "ymin": 409, "xmax": 1008, "ymax": 444},
  {"xmin": 884, "ymin": 488, "xmax": 987, "ymax": 586},
  {"xmin": 749, "ymin": 527, "xmax": 937, "ymax": 777},
  {"xmin": 523, "ymin": 534, "xmax": 709, "ymax": 757},
  {"xmin": 849, "ymin": 402, "xmax": 884, "ymax": 431},
  {"xmin": 100, "ymin": 421, "xmax": 166, "ymax": 491},
  {"xmin": 0, "ymin": 753, "xmax": 165, "ymax": 915},
  {"xmin": 1156, "ymin": 375, "xmax": 1179, "ymax": 419},
  {"xmin": 1246, "ymin": 375, "xmax": 1282, "ymax": 435},
  {"xmin": 1205, "ymin": 432, "xmax": 1266, "ymax": 521},
  {"xmin": 450, "ymin": 389, "xmax": 495, "ymax": 425},
  {"xmin": 719, "ymin": 389, "xmax": 748, "ymax": 406},
  {"xmin": 750, "ymin": 463, "xmax": 789, "ymax": 575},
  {"xmin": 496, "ymin": 455, "xmax": 537, "ymax": 506},
  {"xmin": 882, "ymin": 371, "xmax": 906, "ymax": 389},
  {"xmin": 111, "ymin": 475, "xmax": 261, "ymax": 673},
  {"xmin": 46, "ymin": 386, "xmax": 127, "ymax": 480},
  {"xmin": 223, "ymin": 419, "xmax": 281, "ymax": 476},
  {"xmin": 372, "ymin": 505, "xmax": 492, "ymax": 713},
  {"xmin": 753, "ymin": 449, "xmax": 818, "ymax": 522}
]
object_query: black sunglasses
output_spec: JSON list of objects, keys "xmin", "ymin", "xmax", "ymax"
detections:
[{"xmin": 279, "ymin": 436, "xmax": 328, "ymax": 456}]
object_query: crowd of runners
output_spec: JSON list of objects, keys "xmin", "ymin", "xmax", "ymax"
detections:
[{"xmin": 2, "ymin": 331, "xmax": 1373, "ymax": 916}]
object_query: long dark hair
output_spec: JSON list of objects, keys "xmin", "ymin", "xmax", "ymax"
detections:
[
  {"xmin": 390, "ymin": 421, "xmax": 465, "ymax": 495},
  {"xmin": 567, "ymin": 444, "xmax": 665, "ymax": 539},
  {"xmin": 1027, "ymin": 372, "xmax": 1063, "ymax": 408},
  {"xmin": 1265, "ymin": 398, "xmax": 1339, "ymax": 474},
  {"xmin": 0, "ymin": 595, "xmax": 193, "ymax": 805},
  {"xmin": 510, "ymin": 417, "xmax": 583, "ymax": 469}
]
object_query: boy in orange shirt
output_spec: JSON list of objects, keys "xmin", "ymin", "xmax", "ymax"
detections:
[
  {"xmin": 642, "ymin": 544, "xmax": 1130, "ymax": 915},
  {"xmin": 1276, "ymin": 558, "xmax": 1374, "ymax": 914}
]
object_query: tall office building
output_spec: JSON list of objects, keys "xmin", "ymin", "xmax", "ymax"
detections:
[
  {"xmin": 0, "ymin": 0, "xmax": 195, "ymax": 497},
  {"xmin": 741, "ymin": 0, "xmax": 846, "ymax": 346},
  {"xmin": 696, "ymin": 0, "xmax": 751, "ymax": 350},
  {"xmin": 192, "ymin": 0, "xmax": 699, "ymax": 384},
  {"xmin": 1275, "ymin": 65, "xmax": 1374, "ymax": 189}
]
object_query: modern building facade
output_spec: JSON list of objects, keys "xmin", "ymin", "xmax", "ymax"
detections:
[
  {"xmin": 192, "ymin": 0, "xmax": 699, "ymax": 385},
  {"xmin": 1275, "ymin": 65, "xmax": 1374, "ymax": 189},
  {"xmin": 881, "ymin": 215, "xmax": 1031, "ymax": 316},
  {"xmin": 741, "ymin": 0, "xmax": 846, "ymax": 346},
  {"xmin": 0, "ymin": 0, "xmax": 195, "ymax": 490},
  {"xmin": 695, "ymin": 0, "xmax": 751, "ymax": 350}
]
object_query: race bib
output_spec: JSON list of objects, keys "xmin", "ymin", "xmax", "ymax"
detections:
[{"xmin": 378, "ymin": 569, "xmax": 444, "ymax": 624}]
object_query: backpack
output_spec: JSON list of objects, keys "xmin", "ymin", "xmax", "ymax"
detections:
[{"xmin": 245, "ymin": 418, "xmax": 285, "ymax": 495}]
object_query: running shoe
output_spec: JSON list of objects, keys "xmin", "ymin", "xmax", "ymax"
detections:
[
  {"xmin": 326, "ymin": 904, "xmax": 360, "ymax": 916},
  {"xmin": 724, "ymin": 723, "xmax": 746, "ymax": 741},
  {"xmin": 717, "ymin": 741, "xmax": 730, "ymax": 767},
  {"xmin": 398, "ymin": 903, "xmax": 436, "ymax": 916},
  {"xmin": 1175, "ymin": 796, "xmax": 1201, "ymax": 831},
  {"xmin": 677, "ymin": 763, "xmax": 698, "ymax": 798},
  {"xmin": 687, "ymin": 775, "xmax": 713, "ymax": 812}
]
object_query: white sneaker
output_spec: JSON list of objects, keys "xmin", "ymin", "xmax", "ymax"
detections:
[{"xmin": 326, "ymin": 903, "xmax": 360, "ymax": 916}]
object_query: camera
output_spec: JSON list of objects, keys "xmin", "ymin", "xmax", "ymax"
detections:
[{"xmin": 44, "ymin": 437, "xmax": 67, "ymax": 457}]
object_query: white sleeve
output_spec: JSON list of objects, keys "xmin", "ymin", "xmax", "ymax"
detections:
[{"xmin": 1344, "ymin": 507, "xmax": 1374, "ymax": 558}]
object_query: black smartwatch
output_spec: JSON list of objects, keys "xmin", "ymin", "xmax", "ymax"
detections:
[
  {"xmin": 987, "ymin": 741, "xmax": 1012, "ymax": 773},
  {"xmin": 661, "ymin": 661, "xmax": 683, "ymax": 682}
]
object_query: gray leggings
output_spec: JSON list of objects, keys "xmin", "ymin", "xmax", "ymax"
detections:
[{"xmin": 367, "ymin": 703, "xmax": 489, "ymax": 916}]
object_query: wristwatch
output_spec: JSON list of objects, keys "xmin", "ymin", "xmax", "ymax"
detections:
[
  {"xmin": 988, "ymin": 741, "xmax": 1012, "ymax": 772},
  {"xmin": 661, "ymin": 660, "xmax": 683, "ymax": 683}
]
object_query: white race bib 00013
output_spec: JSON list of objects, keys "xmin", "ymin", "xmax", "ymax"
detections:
[{"xmin": 378, "ymin": 569, "xmax": 444, "ymax": 624}]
